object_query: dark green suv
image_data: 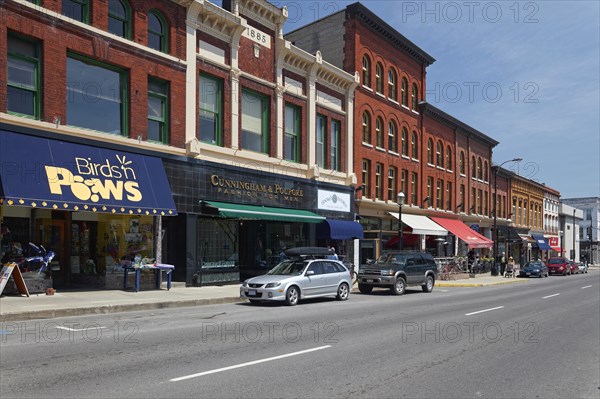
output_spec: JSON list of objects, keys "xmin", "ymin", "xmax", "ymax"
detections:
[{"xmin": 357, "ymin": 252, "xmax": 438, "ymax": 295}]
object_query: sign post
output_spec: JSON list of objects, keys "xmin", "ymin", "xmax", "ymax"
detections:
[{"xmin": 0, "ymin": 263, "xmax": 30, "ymax": 297}]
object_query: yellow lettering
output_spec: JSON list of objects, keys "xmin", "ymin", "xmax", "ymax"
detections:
[
  {"xmin": 92, "ymin": 180, "xmax": 124, "ymax": 200},
  {"xmin": 124, "ymin": 181, "xmax": 142, "ymax": 202}
]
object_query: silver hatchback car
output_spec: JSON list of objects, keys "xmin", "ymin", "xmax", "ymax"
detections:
[{"xmin": 240, "ymin": 252, "xmax": 352, "ymax": 306}]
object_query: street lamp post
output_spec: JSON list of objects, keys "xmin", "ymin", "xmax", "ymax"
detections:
[
  {"xmin": 572, "ymin": 208, "xmax": 576, "ymax": 261},
  {"xmin": 493, "ymin": 158, "xmax": 522, "ymax": 276},
  {"xmin": 398, "ymin": 192, "xmax": 405, "ymax": 251}
]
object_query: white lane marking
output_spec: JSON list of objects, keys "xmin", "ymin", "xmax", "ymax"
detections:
[
  {"xmin": 581, "ymin": 285, "xmax": 592, "ymax": 289},
  {"xmin": 438, "ymin": 289, "xmax": 449, "ymax": 292},
  {"xmin": 170, "ymin": 345, "xmax": 332, "ymax": 382},
  {"xmin": 55, "ymin": 326, "xmax": 107, "ymax": 332},
  {"xmin": 465, "ymin": 306, "xmax": 504, "ymax": 316},
  {"xmin": 542, "ymin": 293, "xmax": 560, "ymax": 299}
]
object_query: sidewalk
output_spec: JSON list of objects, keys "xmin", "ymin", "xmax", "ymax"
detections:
[{"xmin": 0, "ymin": 271, "xmax": 561, "ymax": 322}]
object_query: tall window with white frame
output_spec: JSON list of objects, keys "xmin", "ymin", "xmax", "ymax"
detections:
[
  {"xmin": 284, "ymin": 104, "xmax": 300, "ymax": 162},
  {"xmin": 401, "ymin": 78, "xmax": 408, "ymax": 106},
  {"xmin": 241, "ymin": 90, "xmax": 268, "ymax": 153},
  {"xmin": 388, "ymin": 121, "xmax": 397, "ymax": 153},
  {"xmin": 331, "ymin": 119, "xmax": 341, "ymax": 171},
  {"xmin": 147, "ymin": 77, "xmax": 169, "ymax": 144},
  {"xmin": 411, "ymin": 83, "xmax": 418, "ymax": 110},
  {"xmin": 411, "ymin": 131, "xmax": 418, "ymax": 159},
  {"xmin": 460, "ymin": 184, "xmax": 465, "ymax": 212},
  {"xmin": 387, "ymin": 167, "xmax": 397, "ymax": 202},
  {"xmin": 376, "ymin": 117, "xmax": 384, "ymax": 148},
  {"xmin": 427, "ymin": 177, "xmax": 434, "ymax": 206},
  {"xmin": 388, "ymin": 69, "xmax": 397, "ymax": 101},
  {"xmin": 375, "ymin": 163, "xmax": 383, "ymax": 200},
  {"xmin": 362, "ymin": 159, "xmax": 371, "ymax": 198},
  {"xmin": 7, "ymin": 33, "xmax": 41, "ymax": 119},
  {"xmin": 375, "ymin": 63, "xmax": 384, "ymax": 94},
  {"xmin": 66, "ymin": 54, "xmax": 126, "ymax": 135},
  {"xmin": 401, "ymin": 128, "xmax": 408, "ymax": 156},
  {"xmin": 411, "ymin": 172, "xmax": 418, "ymax": 205},
  {"xmin": 446, "ymin": 182, "xmax": 452, "ymax": 211},
  {"xmin": 362, "ymin": 56, "xmax": 371, "ymax": 87},
  {"xmin": 199, "ymin": 74, "xmax": 223, "ymax": 146},
  {"xmin": 436, "ymin": 179, "xmax": 443, "ymax": 209},
  {"xmin": 362, "ymin": 111, "xmax": 371, "ymax": 144},
  {"xmin": 402, "ymin": 169, "xmax": 408, "ymax": 197},
  {"xmin": 316, "ymin": 114, "xmax": 327, "ymax": 168}
]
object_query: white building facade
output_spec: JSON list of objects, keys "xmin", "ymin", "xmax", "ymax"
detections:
[{"xmin": 562, "ymin": 197, "xmax": 600, "ymax": 265}]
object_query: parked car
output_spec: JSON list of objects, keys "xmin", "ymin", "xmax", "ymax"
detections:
[
  {"xmin": 569, "ymin": 260, "xmax": 579, "ymax": 274},
  {"xmin": 547, "ymin": 257, "xmax": 570, "ymax": 276},
  {"xmin": 578, "ymin": 262, "xmax": 589, "ymax": 274},
  {"xmin": 240, "ymin": 247, "xmax": 351, "ymax": 306},
  {"xmin": 357, "ymin": 251, "xmax": 438, "ymax": 295},
  {"xmin": 519, "ymin": 261, "xmax": 548, "ymax": 278}
]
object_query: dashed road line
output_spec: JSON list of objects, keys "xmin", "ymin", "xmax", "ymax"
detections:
[
  {"xmin": 581, "ymin": 285, "xmax": 592, "ymax": 289},
  {"xmin": 170, "ymin": 345, "xmax": 332, "ymax": 382},
  {"xmin": 542, "ymin": 293, "xmax": 560, "ymax": 299},
  {"xmin": 465, "ymin": 306, "xmax": 504, "ymax": 316}
]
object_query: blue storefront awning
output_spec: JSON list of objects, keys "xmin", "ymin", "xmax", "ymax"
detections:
[
  {"xmin": 531, "ymin": 234, "xmax": 552, "ymax": 250},
  {"xmin": 317, "ymin": 220, "xmax": 364, "ymax": 240},
  {"xmin": 0, "ymin": 130, "xmax": 177, "ymax": 215}
]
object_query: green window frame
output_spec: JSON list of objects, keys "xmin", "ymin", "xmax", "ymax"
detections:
[
  {"xmin": 148, "ymin": 77, "xmax": 169, "ymax": 144},
  {"xmin": 331, "ymin": 119, "xmax": 341, "ymax": 171},
  {"xmin": 108, "ymin": 0, "xmax": 132, "ymax": 39},
  {"xmin": 62, "ymin": 0, "xmax": 90, "ymax": 23},
  {"xmin": 148, "ymin": 9, "xmax": 168, "ymax": 53},
  {"xmin": 362, "ymin": 159, "xmax": 371, "ymax": 197},
  {"xmin": 199, "ymin": 74, "xmax": 223, "ymax": 146},
  {"xmin": 316, "ymin": 114, "xmax": 327, "ymax": 168},
  {"xmin": 284, "ymin": 103, "xmax": 300, "ymax": 162},
  {"xmin": 66, "ymin": 53, "xmax": 128, "ymax": 136},
  {"xmin": 26, "ymin": 0, "xmax": 40, "ymax": 4},
  {"xmin": 7, "ymin": 33, "xmax": 41, "ymax": 119},
  {"xmin": 241, "ymin": 89, "xmax": 269, "ymax": 154}
]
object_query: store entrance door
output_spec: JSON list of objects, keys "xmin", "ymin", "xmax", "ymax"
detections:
[{"xmin": 36, "ymin": 220, "xmax": 67, "ymax": 288}]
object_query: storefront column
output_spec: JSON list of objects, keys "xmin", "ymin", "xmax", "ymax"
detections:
[
  {"xmin": 155, "ymin": 216, "xmax": 162, "ymax": 264},
  {"xmin": 185, "ymin": 213, "xmax": 198, "ymax": 286}
]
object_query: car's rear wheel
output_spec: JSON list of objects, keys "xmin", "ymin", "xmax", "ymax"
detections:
[
  {"xmin": 392, "ymin": 277, "xmax": 406, "ymax": 295},
  {"xmin": 285, "ymin": 286, "xmax": 299, "ymax": 306},
  {"xmin": 358, "ymin": 283, "xmax": 373, "ymax": 294},
  {"xmin": 337, "ymin": 283, "xmax": 349, "ymax": 301},
  {"xmin": 422, "ymin": 275, "xmax": 434, "ymax": 292}
]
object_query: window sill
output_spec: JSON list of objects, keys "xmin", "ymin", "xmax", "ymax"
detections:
[
  {"xmin": 427, "ymin": 163, "xmax": 435, "ymax": 168},
  {"xmin": 401, "ymin": 155, "xmax": 410, "ymax": 160},
  {"xmin": 376, "ymin": 92, "xmax": 386, "ymax": 98},
  {"xmin": 362, "ymin": 86, "xmax": 373, "ymax": 92},
  {"xmin": 411, "ymin": 158, "xmax": 419, "ymax": 163},
  {"xmin": 362, "ymin": 142, "xmax": 374, "ymax": 148},
  {"xmin": 389, "ymin": 150, "xmax": 400, "ymax": 156},
  {"xmin": 376, "ymin": 146, "xmax": 386, "ymax": 153},
  {"xmin": 389, "ymin": 98, "xmax": 399, "ymax": 105}
]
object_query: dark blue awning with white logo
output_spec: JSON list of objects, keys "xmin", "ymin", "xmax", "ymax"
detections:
[
  {"xmin": 0, "ymin": 130, "xmax": 177, "ymax": 215},
  {"xmin": 531, "ymin": 234, "xmax": 552, "ymax": 250},
  {"xmin": 317, "ymin": 220, "xmax": 364, "ymax": 240}
]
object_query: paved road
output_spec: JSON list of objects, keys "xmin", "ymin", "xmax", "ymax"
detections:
[{"xmin": 1, "ymin": 273, "xmax": 599, "ymax": 398}]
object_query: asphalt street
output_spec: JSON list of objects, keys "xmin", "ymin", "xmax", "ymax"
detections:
[{"xmin": 1, "ymin": 272, "xmax": 599, "ymax": 399}]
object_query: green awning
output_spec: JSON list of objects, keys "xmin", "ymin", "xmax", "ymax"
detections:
[{"xmin": 202, "ymin": 201, "xmax": 325, "ymax": 223}]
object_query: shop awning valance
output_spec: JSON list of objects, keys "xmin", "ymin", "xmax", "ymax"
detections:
[
  {"xmin": 0, "ymin": 130, "xmax": 177, "ymax": 216},
  {"xmin": 388, "ymin": 213, "xmax": 447, "ymax": 236},
  {"xmin": 531, "ymin": 234, "xmax": 552, "ymax": 250},
  {"xmin": 202, "ymin": 201, "xmax": 325, "ymax": 223},
  {"xmin": 431, "ymin": 217, "xmax": 493, "ymax": 249},
  {"xmin": 317, "ymin": 220, "xmax": 364, "ymax": 240}
]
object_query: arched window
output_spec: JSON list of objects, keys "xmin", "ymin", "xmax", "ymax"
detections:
[
  {"xmin": 388, "ymin": 121, "xmax": 397, "ymax": 153},
  {"xmin": 375, "ymin": 117, "xmax": 384, "ymax": 147},
  {"xmin": 401, "ymin": 127, "xmax": 408, "ymax": 156},
  {"xmin": 460, "ymin": 151, "xmax": 465, "ymax": 175},
  {"xmin": 477, "ymin": 157, "xmax": 483, "ymax": 180},
  {"xmin": 362, "ymin": 111, "xmax": 371, "ymax": 143},
  {"xmin": 446, "ymin": 145, "xmax": 452, "ymax": 170},
  {"xmin": 148, "ymin": 9, "xmax": 168, "ymax": 53},
  {"xmin": 411, "ymin": 83, "xmax": 418, "ymax": 110},
  {"xmin": 484, "ymin": 161, "xmax": 489, "ymax": 181},
  {"xmin": 471, "ymin": 156, "xmax": 476, "ymax": 178},
  {"xmin": 108, "ymin": 0, "xmax": 131, "ymax": 38},
  {"xmin": 401, "ymin": 78, "xmax": 408, "ymax": 106},
  {"xmin": 427, "ymin": 138, "xmax": 434, "ymax": 164},
  {"xmin": 436, "ymin": 141, "xmax": 443, "ymax": 167},
  {"xmin": 411, "ymin": 132, "xmax": 418, "ymax": 159},
  {"xmin": 362, "ymin": 55, "xmax": 371, "ymax": 87},
  {"xmin": 388, "ymin": 69, "xmax": 397, "ymax": 101},
  {"xmin": 375, "ymin": 63, "xmax": 384, "ymax": 94}
]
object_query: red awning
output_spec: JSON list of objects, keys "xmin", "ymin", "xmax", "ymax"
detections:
[
  {"xmin": 431, "ymin": 217, "xmax": 494, "ymax": 249},
  {"xmin": 548, "ymin": 237, "xmax": 561, "ymax": 252}
]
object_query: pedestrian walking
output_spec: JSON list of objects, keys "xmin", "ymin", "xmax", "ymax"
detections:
[{"xmin": 500, "ymin": 252, "xmax": 507, "ymax": 276}]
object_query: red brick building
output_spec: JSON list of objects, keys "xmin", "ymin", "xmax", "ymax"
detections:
[{"xmin": 286, "ymin": 2, "xmax": 498, "ymax": 259}]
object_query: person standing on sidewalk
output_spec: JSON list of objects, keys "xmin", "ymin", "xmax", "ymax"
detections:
[{"xmin": 500, "ymin": 252, "xmax": 507, "ymax": 276}]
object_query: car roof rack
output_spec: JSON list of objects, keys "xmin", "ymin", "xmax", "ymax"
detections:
[{"xmin": 284, "ymin": 247, "xmax": 334, "ymax": 259}]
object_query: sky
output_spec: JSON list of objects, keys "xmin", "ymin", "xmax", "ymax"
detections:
[{"xmin": 277, "ymin": 0, "xmax": 600, "ymax": 198}]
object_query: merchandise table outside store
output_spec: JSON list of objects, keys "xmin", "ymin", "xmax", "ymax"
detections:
[{"xmin": 122, "ymin": 264, "xmax": 175, "ymax": 292}]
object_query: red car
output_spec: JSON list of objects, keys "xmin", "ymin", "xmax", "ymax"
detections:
[
  {"xmin": 569, "ymin": 260, "xmax": 579, "ymax": 274},
  {"xmin": 547, "ymin": 257, "xmax": 570, "ymax": 276}
]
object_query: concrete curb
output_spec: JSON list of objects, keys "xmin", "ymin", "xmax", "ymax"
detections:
[{"xmin": 0, "ymin": 296, "xmax": 244, "ymax": 322}]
